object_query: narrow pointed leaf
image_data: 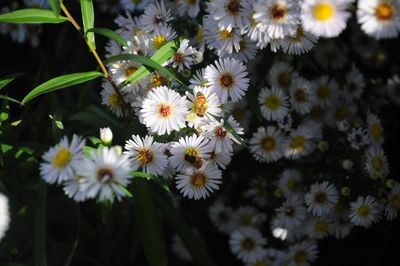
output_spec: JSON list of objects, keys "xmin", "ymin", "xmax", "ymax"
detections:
[
  {"xmin": 49, "ymin": 0, "xmax": 61, "ymax": 16},
  {"xmin": 133, "ymin": 179, "xmax": 168, "ymax": 266},
  {"xmin": 0, "ymin": 9, "xmax": 67, "ymax": 24},
  {"xmin": 22, "ymin": 71, "xmax": 104, "ymax": 104},
  {"xmin": 0, "ymin": 73, "xmax": 22, "ymax": 91},
  {"xmin": 80, "ymin": 0, "xmax": 95, "ymax": 49},
  {"xmin": 87, "ymin": 28, "xmax": 128, "ymax": 47},
  {"xmin": 0, "ymin": 95, "xmax": 21, "ymax": 104}
]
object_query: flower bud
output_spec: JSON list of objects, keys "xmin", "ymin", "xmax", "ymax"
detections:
[
  {"xmin": 341, "ymin": 186, "xmax": 351, "ymax": 196},
  {"xmin": 318, "ymin": 140, "xmax": 329, "ymax": 152},
  {"xmin": 342, "ymin": 159, "xmax": 353, "ymax": 170},
  {"xmin": 100, "ymin": 127, "xmax": 113, "ymax": 145}
]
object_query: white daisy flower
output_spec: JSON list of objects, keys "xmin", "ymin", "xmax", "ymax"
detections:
[
  {"xmin": 175, "ymin": 163, "xmax": 222, "ymax": 200},
  {"xmin": 312, "ymin": 76, "xmax": 339, "ymax": 107},
  {"xmin": 249, "ymin": 126, "xmax": 288, "ymax": 162},
  {"xmin": 306, "ymin": 217, "xmax": 333, "ymax": 239},
  {"xmin": 244, "ymin": 178, "xmax": 268, "ymax": 207},
  {"xmin": 204, "ymin": 57, "xmax": 249, "ymax": 103},
  {"xmin": 0, "ymin": 193, "xmax": 10, "ymax": 241},
  {"xmin": 40, "ymin": 135, "xmax": 85, "ymax": 185},
  {"xmin": 203, "ymin": 116, "xmax": 243, "ymax": 153},
  {"xmin": 105, "ymin": 40, "xmax": 123, "ymax": 58},
  {"xmin": 313, "ymin": 40, "xmax": 347, "ymax": 70},
  {"xmin": 124, "ymin": 135, "xmax": 168, "ymax": 176},
  {"xmin": 109, "ymin": 60, "xmax": 143, "ymax": 90},
  {"xmin": 304, "ymin": 181, "xmax": 339, "ymax": 217},
  {"xmin": 203, "ymin": 15, "xmax": 242, "ymax": 54},
  {"xmin": 364, "ymin": 146, "xmax": 389, "ymax": 179},
  {"xmin": 284, "ymin": 126, "xmax": 317, "ymax": 159},
  {"xmin": 280, "ymin": 26, "xmax": 318, "ymax": 55},
  {"xmin": 207, "ymin": 150, "xmax": 233, "ymax": 170},
  {"xmin": 232, "ymin": 205, "xmax": 260, "ymax": 228},
  {"xmin": 357, "ymin": 0, "xmax": 400, "ymax": 39},
  {"xmin": 329, "ymin": 205, "xmax": 353, "ymax": 239},
  {"xmin": 349, "ymin": 195, "xmax": 381, "ymax": 227},
  {"xmin": 150, "ymin": 25, "xmax": 177, "ymax": 52},
  {"xmin": 347, "ymin": 127, "xmax": 370, "ymax": 150},
  {"xmin": 268, "ymin": 61, "xmax": 298, "ymax": 90},
  {"xmin": 229, "ymin": 227, "xmax": 267, "ymax": 264},
  {"xmin": 290, "ymin": 77, "xmax": 316, "ymax": 115},
  {"xmin": 185, "ymin": 86, "xmax": 222, "ymax": 129},
  {"xmin": 286, "ymin": 240, "xmax": 318, "ymax": 266},
  {"xmin": 100, "ymin": 81, "xmax": 126, "ymax": 117},
  {"xmin": 253, "ymin": 0, "xmax": 300, "ymax": 39},
  {"xmin": 209, "ymin": 201, "xmax": 236, "ymax": 234},
  {"xmin": 140, "ymin": 86, "xmax": 190, "ymax": 135},
  {"xmin": 169, "ymin": 134, "xmax": 213, "ymax": 171},
  {"xmin": 76, "ymin": 147, "xmax": 132, "ymax": 203},
  {"xmin": 189, "ymin": 69, "xmax": 208, "ymax": 88},
  {"xmin": 278, "ymin": 169, "xmax": 303, "ymax": 198},
  {"xmin": 275, "ymin": 195, "xmax": 307, "ymax": 230},
  {"xmin": 367, "ymin": 112, "xmax": 384, "ymax": 145},
  {"xmin": 258, "ymin": 87, "xmax": 290, "ymax": 121},
  {"xmin": 343, "ymin": 64, "xmax": 365, "ymax": 102},
  {"xmin": 385, "ymin": 182, "xmax": 400, "ymax": 220},
  {"xmin": 140, "ymin": 1, "xmax": 173, "ymax": 32},
  {"xmin": 176, "ymin": 0, "xmax": 200, "ymax": 18},
  {"xmin": 169, "ymin": 39, "xmax": 196, "ymax": 71},
  {"xmin": 63, "ymin": 174, "xmax": 87, "ymax": 202},
  {"xmin": 301, "ymin": 0, "xmax": 351, "ymax": 38},
  {"xmin": 224, "ymin": 36, "xmax": 258, "ymax": 63},
  {"xmin": 208, "ymin": 0, "xmax": 251, "ymax": 30}
]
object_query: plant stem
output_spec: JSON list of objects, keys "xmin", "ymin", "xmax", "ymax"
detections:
[{"xmin": 60, "ymin": 3, "xmax": 130, "ymax": 115}]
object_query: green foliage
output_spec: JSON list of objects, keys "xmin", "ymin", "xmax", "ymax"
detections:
[
  {"xmin": 21, "ymin": 71, "xmax": 104, "ymax": 104},
  {"xmin": 133, "ymin": 179, "xmax": 168, "ymax": 266},
  {"xmin": 0, "ymin": 73, "xmax": 22, "ymax": 91},
  {"xmin": 0, "ymin": 9, "xmax": 67, "ymax": 24},
  {"xmin": 87, "ymin": 28, "xmax": 128, "ymax": 47},
  {"xmin": 80, "ymin": 0, "xmax": 96, "ymax": 49},
  {"xmin": 49, "ymin": 0, "xmax": 61, "ymax": 16}
]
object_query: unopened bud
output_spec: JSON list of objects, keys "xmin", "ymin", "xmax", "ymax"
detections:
[
  {"xmin": 342, "ymin": 159, "xmax": 353, "ymax": 170},
  {"xmin": 318, "ymin": 141, "xmax": 329, "ymax": 152},
  {"xmin": 341, "ymin": 186, "xmax": 351, "ymax": 196},
  {"xmin": 100, "ymin": 127, "xmax": 113, "ymax": 145}
]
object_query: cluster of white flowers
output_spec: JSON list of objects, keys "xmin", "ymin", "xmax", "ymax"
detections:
[{"xmin": 31, "ymin": 0, "xmax": 400, "ymax": 264}]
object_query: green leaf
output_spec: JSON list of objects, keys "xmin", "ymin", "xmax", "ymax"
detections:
[
  {"xmin": 22, "ymin": 71, "xmax": 104, "ymax": 104},
  {"xmin": 133, "ymin": 179, "xmax": 168, "ymax": 266},
  {"xmin": 80, "ymin": 0, "xmax": 95, "ymax": 49},
  {"xmin": 87, "ymin": 28, "xmax": 128, "ymax": 48},
  {"xmin": 131, "ymin": 171, "xmax": 170, "ymax": 192},
  {"xmin": 49, "ymin": 0, "xmax": 61, "ymax": 16},
  {"xmin": 118, "ymin": 185, "xmax": 133, "ymax": 197},
  {"xmin": 0, "ymin": 95, "xmax": 21, "ymax": 105},
  {"xmin": 34, "ymin": 180, "xmax": 47, "ymax": 266},
  {"xmin": 153, "ymin": 188, "xmax": 218, "ymax": 266},
  {"xmin": 0, "ymin": 73, "xmax": 22, "ymax": 91},
  {"xmin": 105, "ymin": 40, "xmax": 186, "ymax": 88},
  {"xmin": 0, "ymin": 9, "xmax": 68, "ymax": 24}
]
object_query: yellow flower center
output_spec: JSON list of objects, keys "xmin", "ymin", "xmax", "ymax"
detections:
[
  {"xmin": 375, "ymin": 3, "xmax": 394, "ymax": 21},
  {"xmin": 294, "ymin": 251, "xmax": 308, "ymax": 264},
  {"xmin": 186, "ymin": 0, "xmax": 196, "ymax": 4},
  {"xmin": 313, "ymin": 2, "xmax": 335, "ymax": 21},
  {"xmin": 294, "ymin": 89, "xmax": 307, "ymax": 102},
  {"xmin": 261, "ymin": 137, "xmax": 276, "ymax": 151},
  {"xmin": 197, "ymin": 25, "xmax": 204, "ymax": 43},
  {"xmin": 371, "ymin": 156, "xmax": 384, "ymax": 170},
  {"xmin": 219, "ymin": 29, "xmax": 233, "ymax": 40},
  {"xmin": 52, "ymin": 148, "xmax": 72, "ymax": 168},
  {"xmin": 125, "ymin": 66, "xmax": 137, "ymax": 77},
  {"xmin": 390, "ymin": 195, "xmax": 400, "ymax": 209},
  {"xmin": 153, "ymin": 34, "xmax": 167, "ymax": 49},
  {"xmin": 316, "ymin": 85, "xmax": 331, "ymax": 99},
  {"xmin": 150, "ymin": 73, "xmax": 167, "ymax": 88},
  {"xmin": 158, "ymin": 104, "xmax": 172, "ymax": 118},
  {"xmin": 334, "ymin": 106, "xmax": 349, "ymax": 121},
  {"xmin": 190, "ymin": 172, "xmax": 208, "ymax": 189},
  {"xmin": 219, "ymin": 73, "xmax": 234, "ymax": 88},
  {"xmin": 265, "ymin": 95, "xmax": 282, "ymax": 111},
  {"xmin": 270, "ymin": 3, "xmax": 287, "ymax": 20},
  {"xmin": 136, "ymin": 148, "xmax": 153, "ymax": 165},
  {"xmin": 370, "ymin": 123, "xmax": 383, "ymax": 140},
  {"xmin": 96, "ymin": 167, "xmax": 115, "ymax": 184},
  {"xmin": 290, "ymin": 136, "xmax": 306, "ymax": 151},
  {"xmin": 278, "ymin": 72, "xmax": 292, "ymax": 88},
  {"xmin": 314, "ymin": 191, "xmax": 327, "ymax": 204},
  {"xmin": 357, "ymin": 205, "xmax": 370, "ymax": 217},
  {"xmin": 109, "ymin": 93, "xmax": 121, "ymax": 107},
  {"xmin": 314, "ymin": 220, "xmax": 329, "ymax": 233},
  {"xmin": 131, "ymin": 0, "xmax": 141, "ymax": 4},
  {"xmin": 225, "ymin": 0, "xmax": 240, "ymax": 16},
  {"xmin": 286, "ymin": 179, "xmax": 298, "ymax": 191},
  {"xmin": 240, "ymin": 215, "xmax": 252, "ymax": 226},
  {"xmin": 240, "ymin": 237, "xmax": 256, "ymax": 251}
]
